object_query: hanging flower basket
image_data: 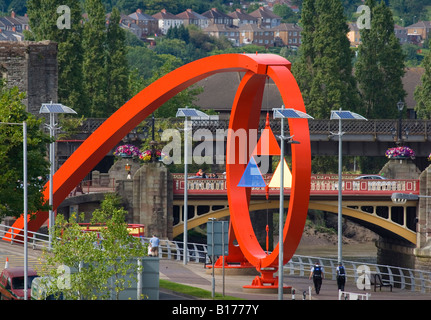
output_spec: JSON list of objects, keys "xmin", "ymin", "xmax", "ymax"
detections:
[
  {"xmin": 114, "ymin": 144, "xmax": 142, "ymax": 158},
  {"xmin": 139, "ymin": 150, "xmax": 152, "ymax": 162},
  {"xmin": 139, "ymin": 149, "xmax": 165, "ymax": 162},
  {"xmin": 385, "ymin": 146, "xmax": 415, "ymax": 159}
]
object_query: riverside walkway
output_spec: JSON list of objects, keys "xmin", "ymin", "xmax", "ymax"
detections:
[
  {"xmin": 159, "ymin": 259, "xmax": 431, "ymax": 301},
  {"xmin": 2, "ymin": 238, "xmax": 428, "ymax": 301}
]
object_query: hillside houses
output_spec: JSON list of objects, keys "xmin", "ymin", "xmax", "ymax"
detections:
[
  {"xmin": 0, "ymin": 11, "xmax": 28, "ymax": 40},
  {"xmin": 228, "ymin": 9, "xmax": 258, "ymax": 27},
  {"xmin": 0, "ymin": 5, "xmax": 429, "ymax": 50},
  {"xmin": 348, "ymin": 20, "xmax": 430, "ymax": 48},
  {"xmin": 151, "ymin": 9, "xmax": 183, "ymax": 35}
]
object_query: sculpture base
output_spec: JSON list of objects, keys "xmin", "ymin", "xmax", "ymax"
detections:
[{"xmin": 242, "ymin": 269, "xmax": 291, "ymax": 294}]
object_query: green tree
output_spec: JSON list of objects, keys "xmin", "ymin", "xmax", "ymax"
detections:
[
  {"xmin": 292, "ymin": 0, "xmax": 359, "ymax": 119},
  {"xmin": 414, "ymin": 50, "xmax": 431, "ymax": 119},
  {"xmin": 82, "ymin": 0, "xmax": 107, "ymax": 117},
  {"xmin": 26, "ymin": 0, "xmax": 85, "ymax": 114},
  {"xmin": 37, "ymin": 194, "xmax": 146, "ymax": 300},
  {"xmin": 390, "ymin": 0, "xmax": 429, "ymax": 26},
  {"xmin": 355, "ymin": 0, "xmax": 406, "ymax": 119},
  {"xmin": 0, "ymin": 82, "xmax": 50, "ymax": 218},
  {"xmin": 106, "ymin": 7, "xmax": 130, "ymax": 115},
  {"xmin": 273, "ymin": 3, "xmax": 300, "ymax": 23}
]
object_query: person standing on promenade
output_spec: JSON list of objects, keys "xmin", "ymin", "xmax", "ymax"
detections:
[
  {"xmin": 309, "ymin": 262, "xmax": 324, "ymax": 294},
  {"xmin": 336, "ymin": 262, "xmax": 346, "ymax": 291},
  {"xmin": 149, "ymin": 234, "xmax": 160, "ymax": 257}
]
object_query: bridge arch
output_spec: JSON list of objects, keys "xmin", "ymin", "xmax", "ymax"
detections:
[{"xmin": 172, "ymin": 200, "xmax": 417, "ymax": 245}]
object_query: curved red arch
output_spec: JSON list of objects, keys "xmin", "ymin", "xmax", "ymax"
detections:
[
  {"xmin": 226, "ymin": 65, "xmax": 311, "ymax": 270},
  {"xmin": 5, "ymin": 54, "xmax": 311, "ymax": 276}
]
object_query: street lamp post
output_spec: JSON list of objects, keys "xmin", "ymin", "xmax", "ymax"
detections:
[
  {"xmin": 39, "ymin": 102, "xmax": 77, "ymax": 247},
  {"xmin": 330, "ymin": 109, "xmax": 367, "ymax": 265},
  {"xmin": 391, "ymin": 193, "xmax": 431, "ymax": 203},
  {"xmin": 176, "ymin": 107, "xmax": 210, "ymax": 265},
  {"xmin": 397, "ymin": 100, "xmax": 405, "ymax": 144},
  {"xmin": 273, "ymin": 107, "xmax": 313, "ymax": 300}
]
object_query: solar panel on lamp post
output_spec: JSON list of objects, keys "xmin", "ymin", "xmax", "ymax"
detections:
[
  {"xmin": 176, "ymin": 107, "xmax": 210, "ymax": 265},
  {"xmin": 273, "ymin": 107, "xmax": 313, "ymax": 300},
  {"xmin": 40, "ymin": 102, "xmax": 77, "ymax": 248},
  {"xmin": 330, "ymin": 109, "xmax": 367, "ymax": 265}
]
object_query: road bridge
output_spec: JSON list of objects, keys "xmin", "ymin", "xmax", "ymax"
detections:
[
  {"xmin": 60, "ymin": 118, "xmax": 431, "ymax": 162},
  {"xmin": 170, "ymin": 174, "xmax": 418, "ymax": 245},
  {"xmin": 58, "ymin": 173, "xmax": 419, "ymax": 245},
  {"xmin": 56, "ymin": 165, "xmax": 426, "ymax": 270}
]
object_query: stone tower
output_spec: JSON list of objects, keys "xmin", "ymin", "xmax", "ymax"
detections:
[{"xmin": 0, "ymin": 40, "xmax": 58, "ymax": 115}]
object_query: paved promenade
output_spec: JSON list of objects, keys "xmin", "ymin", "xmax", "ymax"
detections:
[
  {"xmin": 1, "ymin": 241, "xmax": 430, "ymax": 301},
  {"xmin": 159, "ymin": 259, "xmax": 431, "ymax": 300}
]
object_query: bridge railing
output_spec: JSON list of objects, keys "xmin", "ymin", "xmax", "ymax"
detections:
[
  {"xmin": 78, "ymin": 118, "xmax": 431, "ymax": 139},
  {"xmin": 66, "ymin": 179, "xmax": 116, "ymax": 198},
  {"xmin": 172, "ymin": 174, "xmax": 419, "ymax": 196}
]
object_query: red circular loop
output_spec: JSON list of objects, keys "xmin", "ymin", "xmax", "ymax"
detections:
[{"xmin": 226, "ymin": 65, "xmax": 311, "ymax": 269}]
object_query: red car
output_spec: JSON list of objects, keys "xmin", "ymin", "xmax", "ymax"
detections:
[{"xmin": 0, "ymin": 267, "xmax": 38, "ymax": 300}]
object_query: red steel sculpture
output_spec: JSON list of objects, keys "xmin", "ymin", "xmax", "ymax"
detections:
[{"xmin": 4, "ymin": 53, "xmax": 311, "ymax": 289}]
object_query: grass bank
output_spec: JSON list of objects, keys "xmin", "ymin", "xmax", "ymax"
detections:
[{"xmin": 159, "ymin": 279, "xmax": 243, "ymax": 300}]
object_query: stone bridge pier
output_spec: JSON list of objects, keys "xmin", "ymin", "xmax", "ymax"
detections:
[
  {"xmin": 379, "ymin": 159, "xmax": 431, "ymax": 271},
  {"xmin": 115, "ymin": 160, "xmax": 173, "ymax": 240},
  {"xmin": 415, "ymin": 165, "xmax": 431, "ymax": 271}
]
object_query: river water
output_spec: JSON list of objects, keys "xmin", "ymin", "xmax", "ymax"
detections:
[{"xmin": 295, "ymin": 242, "xmax": 378, "ymax": 264}]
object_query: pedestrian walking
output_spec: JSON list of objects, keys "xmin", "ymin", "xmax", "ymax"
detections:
[
  {"xmin": 309, "ymin": 262, "xmax": 324, "ymax": 294},
  {"xmin": 149, "ymin": 234, "xmax": 160, "ymax": 257},
  {"xmin": 336, "ymin": 262, "xmax": 346, "ymax": 291}
]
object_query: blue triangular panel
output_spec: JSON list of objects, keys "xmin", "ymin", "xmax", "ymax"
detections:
[{"xmin": 237, "ymin": 157, "xmax": 267, "ymax": 187}]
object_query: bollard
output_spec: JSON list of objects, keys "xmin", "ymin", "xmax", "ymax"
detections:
[{"xmin": 292, "ymin": 289, "xmax": 295, "ymax": 300}]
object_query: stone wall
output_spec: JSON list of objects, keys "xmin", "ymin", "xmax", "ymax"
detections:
[
  {"xmin": 415, "ymin": 165, "xmax": 431, "ymax": 271},
  {"xmin": 0, "ymin": 40, "xmax": 58, "ymax": 115}
]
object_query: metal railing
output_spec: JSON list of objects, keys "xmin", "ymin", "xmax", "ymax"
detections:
[
  {"xmin": 67, "ymin": 179, "xmax": 116, "ymax": 198},
  {"xmin": 140, "ymin": 237, "xmax": 210, "ymax": 264},
  {"xmin": 0, "ymin": 224, "xmax": 51, "ymax": 250},
  {"xmin": 145, "ymin": 238, "xmax": 431, "ymax": 293},
  {"xmin": 285, "ymin": 255, "xmax": 431, "ymax": 293},
  {"xmin": 2, "ymin": 227, "xmax": 430, "ymax": 294}
]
